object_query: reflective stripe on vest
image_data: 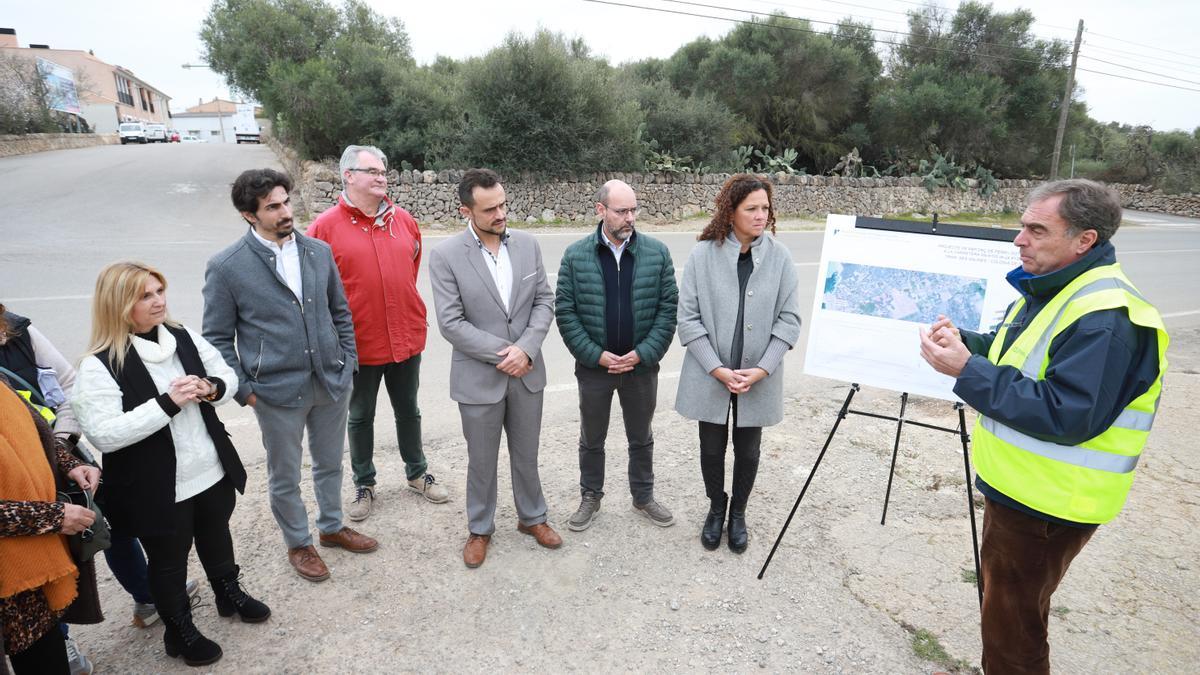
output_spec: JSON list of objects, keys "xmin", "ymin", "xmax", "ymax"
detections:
[
  {"xmin": 973, "ymin": 262, "xmax": 1168, "ymax": 524},
  {"xmin": 16, "ymin": 389, "xmax": 57, "ymax": 424}
]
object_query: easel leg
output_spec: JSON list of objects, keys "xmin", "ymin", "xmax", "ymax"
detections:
[
  {"xmin": 958, "ymin": 405, "xmax": 983, "ymax": 608},
  {"xmin": 880, "ymin": 392, "xmax": 909, "ymax": 525},
  {"xmin": 758, "ymin": 384, "xmax": 859, "ymax": 580}
]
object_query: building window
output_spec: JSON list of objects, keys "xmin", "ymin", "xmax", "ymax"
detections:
[
  {"xmin": 140, "ymin": 88, "xmax": 149, "ymax": 111},
  {"xmin": 210, "ymin": 130, "xmax": 221, "ymax": 137},
  {"xmin": 114, "ymin": 74, "xmax": 134, "ymax": 107}
]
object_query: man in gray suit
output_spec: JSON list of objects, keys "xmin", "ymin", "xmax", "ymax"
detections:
[
  {"xmin": 204, "ymin": 168, "xmax": 378, "ymax": 583},
  {"xmin": 429, "ymin": 168, "xmax": 560, "ymax": 568}
]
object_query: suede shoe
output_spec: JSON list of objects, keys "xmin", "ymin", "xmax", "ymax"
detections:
[
  {"xmin": 319, "ymin": 526, "xmax": 379, "ymax": 553},
  {"xmin": 287, "ymin": 545, "xmax": 330, "ymax": 582},
  {"xmin": 133, "ymin": 579, "xmax": 199, "ymax": 628},
  {"xmin": 463, "ymin": 533, "xmax": 490, "ymax": 568},
  {"xmin": 517, "ymin": 521, "xmax": 563, "ymax": 549},
  {"xmin": 633, "ymin": 498, "xmax": 675, "ymax": 527},
  {"xmin": 408, "ymin": 472, "xmax": 450, "ymax": 504},
  {"xmin": 567, "ymin": 492, "xmax": 602, "ymax": 531},
  {"xmin": 347, "ymin": 485, "xmax": 374, "ymax": 522}
]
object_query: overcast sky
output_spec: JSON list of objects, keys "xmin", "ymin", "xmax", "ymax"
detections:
[{"xmin": 6, "ymin": 0, "xmax": 1198, "ymax": 132}]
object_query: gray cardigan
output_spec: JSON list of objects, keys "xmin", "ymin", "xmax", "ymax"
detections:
[
  {"xmin": 675, "ymin": 233, "xmax": 802, "ymax": 427},
  {"xmin": 202, "ymin": 229, "xmax": 357, "ymax": 407}
]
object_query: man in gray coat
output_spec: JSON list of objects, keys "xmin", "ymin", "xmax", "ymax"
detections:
[
  {"xmin": 428, "ymin": 168, "xmax": 560, "ymax": 568},
  {"xmin": 203, "ymin": 168, "xmax": 378, "ymax": 583}
]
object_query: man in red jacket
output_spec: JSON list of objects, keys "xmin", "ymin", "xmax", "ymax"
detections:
[{"xmin": 308, "ymin": 145, "xmax": 448, "ymax": 521}]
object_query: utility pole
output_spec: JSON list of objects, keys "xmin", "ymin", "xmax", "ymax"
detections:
[{"xmin": 1051, "ymin": 20, "xmax": 1084, "ymax": 179}]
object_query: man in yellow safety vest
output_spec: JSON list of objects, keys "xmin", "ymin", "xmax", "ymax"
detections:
[{"xmin": 919, "ymin": 178, "xmax": 1168, "ymax": 674}]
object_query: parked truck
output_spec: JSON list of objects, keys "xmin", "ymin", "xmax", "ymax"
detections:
[{"xmin": 232, "ymin": 103, "xmax": 261, "ymax": 144}]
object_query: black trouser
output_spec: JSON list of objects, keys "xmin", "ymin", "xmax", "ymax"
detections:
[
  {"xmin": 7, "ymin": 622, "xmax": 68, "ymax": 675},
  {"xmin": 139, "ymin": 477, "xmax": 236, "ymax": 619},
  {"xmin": 698, "ymin": 395, "xmax": 762, "ymax": 512},
  {"xmin": 575, "ymin": 364, "xmax": 658, "ymax": 504}
]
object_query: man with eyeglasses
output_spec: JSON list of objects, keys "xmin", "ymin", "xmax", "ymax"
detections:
[
  {"xmin": 429, "ymin": 168, "xmax": 559, "ymax": 568},
  {"xmin": 308, "ymin": 145, "xmax": 448, "ymax": 524},
  {"xmin": 555, "ymin": 179, "xmax": 678, "ymax": 531}
]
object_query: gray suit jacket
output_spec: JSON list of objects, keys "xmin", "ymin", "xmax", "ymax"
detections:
[
  {"xmin": 202, "ymin": 229, "xmax": 357, "ymax": 407},
  {"xmin": 429, "ymin": 228, "xmax": 554, "ymax": 405}
]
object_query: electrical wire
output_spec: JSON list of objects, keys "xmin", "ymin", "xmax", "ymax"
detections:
[
  {"xmin": 581, "ymin": 0, "xmax": 1200, "ymax": 93},
  {"xmin": 1078, "ymin": 54, "xmax": 1200, "ymax": 86},
  {"xmin": 1085, "ymin": 29, "xmax": 1200, "ymax": 64}
]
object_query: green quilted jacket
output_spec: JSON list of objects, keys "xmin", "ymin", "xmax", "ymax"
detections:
[{"xmin": 555, "ymin": 227, "xmax": 678, "ymax": 372}]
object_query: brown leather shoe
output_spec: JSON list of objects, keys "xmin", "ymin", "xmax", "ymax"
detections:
[
  {"xmin": 517, "ymin": 521, "xmax": 562, "ymax": 549},
  {"xmin": 463, "ymin": 533, "xmax": 490, "ymax": 569},
  {"xmin": 318, "ymin": 527, "xmax": 379, "ymax": 553},
  {"xmin": 287, "ymin": 545, "xmax": 330, "ymax": 582}
]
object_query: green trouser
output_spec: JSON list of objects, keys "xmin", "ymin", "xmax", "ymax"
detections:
[{"xmin": 347, "ymin": 355, "xmax": 426, "ymax": 486}]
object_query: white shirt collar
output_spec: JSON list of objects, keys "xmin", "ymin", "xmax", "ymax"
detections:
[{"xmin": 250, "ymin": 227, "xmax": 295, "ymax": 251}]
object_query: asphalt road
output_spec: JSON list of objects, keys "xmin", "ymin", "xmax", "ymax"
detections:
[{"xmin": 2, "ymin": 142, "xmax": 1198, "ymax": 462}]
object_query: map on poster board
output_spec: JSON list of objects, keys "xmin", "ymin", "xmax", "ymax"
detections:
[{"xmin": 803, "ymin": 215, "xmax": 1021, "ymax": 401}]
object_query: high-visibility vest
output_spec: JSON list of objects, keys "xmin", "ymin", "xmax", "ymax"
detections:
[
  {"xmin": 973, "ymin": 263, "xmax": 1169, "ymax": 524},
  {"xmin": 16, "ymin": 388, "xmax": 57, "ymax": 424}
]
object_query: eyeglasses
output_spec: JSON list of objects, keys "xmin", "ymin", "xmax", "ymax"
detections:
[
  {"xmin": 606, "ymin": 206, "xmax": 640, "ymax": 217},
  {"xmin": 348, "ymin": 168, "xmax": 388, "ymax": 178}
]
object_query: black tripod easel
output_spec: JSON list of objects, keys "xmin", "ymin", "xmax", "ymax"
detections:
[{"xmin": 757, "ymin": 383, "xmax": 983, "ymax": 608}]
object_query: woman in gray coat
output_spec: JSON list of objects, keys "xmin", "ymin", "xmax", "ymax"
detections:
[{"xmin": 675, "ymin": 174, "xmax": 802, "ymax": 553}]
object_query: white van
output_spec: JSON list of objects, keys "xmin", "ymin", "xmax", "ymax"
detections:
[
  {"xmin": 146, "ymin": 123, "xmax": 168, "ymax": 143},
  {"xmin": 119, "ymin": 122, "xmax": 147, "ymax": 144}
]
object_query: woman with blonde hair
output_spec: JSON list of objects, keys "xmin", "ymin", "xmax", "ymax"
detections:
[
  {"xmin": 71, "ymin": 262, "xmax": 268, "ymax": 667},
  {"xmin": 675, "ymin": 174, "xmax": 802, "ymax": 553}
]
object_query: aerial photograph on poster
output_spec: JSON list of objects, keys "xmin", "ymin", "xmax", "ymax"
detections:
[{"xmin": 803, "ymin": 215, "xmax": 1020, "ymax": 401}]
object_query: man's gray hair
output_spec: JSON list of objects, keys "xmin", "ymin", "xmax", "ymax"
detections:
[
  {"xmin": 1028, "ymin": 178, "xmax": 1123, "ymax": 243},
  {"xmin": 594, "ymin": 183, "xmax": 612, "ymax": 205},
  {"xmin": 339, "ymin": 145, "xmax": 388, "ymax": 182}
]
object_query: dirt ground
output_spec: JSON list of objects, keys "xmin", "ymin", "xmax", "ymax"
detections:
[{"xmin": 69, "ymin": 321, "xmax": 1198, "ymax": 673}]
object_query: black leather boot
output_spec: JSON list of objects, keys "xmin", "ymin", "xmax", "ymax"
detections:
[
  {"xmin": 727, "ymin": 508, "xmax": 748, "ymax": 554},
  {"xmin": 163, "ymin": 608, "xmax": 222, "ymax": 667},
  {"xmin": 211, "ymin": 566, "xmax": 271, "ymax": 623},
  {"xmin": 701, "ymin": 494, "xmax": 727, "ymax": 551}
]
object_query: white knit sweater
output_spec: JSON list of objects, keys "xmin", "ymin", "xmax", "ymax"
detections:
[{"xmin": 72, "ymin": 325, "xmax": 239, "ymax": 503}]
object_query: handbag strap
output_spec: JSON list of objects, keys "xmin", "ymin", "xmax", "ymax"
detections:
[{"xmin": 0, "ymin": 365, "xmax": 47, "ymax": 408}]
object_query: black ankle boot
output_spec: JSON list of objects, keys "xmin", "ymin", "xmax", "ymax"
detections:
[
  {"xmin": 727, "ymin": 508, "xmax": 748, "ymax": 554},
  {"xmin": 211, "ymin": 566, "xmax": 271, "ymax": 623},
  {"xmin": 701, "ymin": 495, "xmax": 728, "ymax": 551},
  {"xmin": 163, "ymin": 609, "xmax": 222, "ymax": 667}
]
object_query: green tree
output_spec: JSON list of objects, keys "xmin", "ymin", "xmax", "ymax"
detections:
[
  {"xmin": 428, "ymin": 30, "xmax": 642, "ymax": 174},
  {"xmin": 870, "ymin": 1, "xmax": 1072, "ymax": 176},
  {"xmin": 661, "ymin": 14, "xmax": 880, "ymax": 170}
]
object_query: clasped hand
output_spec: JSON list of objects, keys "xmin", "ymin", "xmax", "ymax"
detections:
[
  {"xmin": 712, "ymin": 366, "xmax": 767, "ymax": 394},
  {"xmin": 495, "ymin": 344, "xmax": 533, "ymax": 378},
  {"xmin": 918, "ymin": 314, "xmax": 971, "ymax": 377},
  {"xmin": 598, "ymin": 350, "xmax": 641, "ymax": 374},
  {"xmin": 167, "ymin": 374, "xmax": 214, "ymax": 407}
]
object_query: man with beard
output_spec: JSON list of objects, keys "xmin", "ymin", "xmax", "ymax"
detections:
[
  {"xmin": 429, "ymin": 168, "xmax": 559, "ymax": 568},
  {"xmin": 203, "ymin": 168, "xmax": 378, "ymax": 583},
  {"xmin": 555, "ymin": 180, "xmax": 678, "ymax": 531}
]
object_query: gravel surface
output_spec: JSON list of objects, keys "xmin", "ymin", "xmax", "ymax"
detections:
[{"xmin": 70, "ymin": 329, "xmax": 1199, "ymax": 674}]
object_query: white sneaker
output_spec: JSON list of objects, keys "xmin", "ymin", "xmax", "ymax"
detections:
[
  {"xmin": 65, "ymin": 637, "xmax": 93, "ymax": 675},
  {"xmin": 347, "ymin": 485, "xmax": 375, "ymax": 522},
  {"xmin": 132, "ymin": 578, "xmax": 200, "ymax": 627},
  {"xmin": 408, "ymin": 473, "xmax": 449, "ymax": 504}
]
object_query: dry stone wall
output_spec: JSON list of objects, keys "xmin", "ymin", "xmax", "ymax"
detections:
[
  {"xmin": 277, "ymin": 152, "xmax": 1199, "ymax": 224},
  {"xmin": 0, "ymin": 132, "xmax": 118, "ymax": 158}
]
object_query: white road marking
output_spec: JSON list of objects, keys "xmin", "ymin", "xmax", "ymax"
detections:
[
  {"xmin": 1162, "ymin": 309, "xmax": 1200, "ymax": 318},
  {"xmin": 3, "ymin": 294, "xmax": 92, "ymax": 302},
  {"xmin": 544, "ymin": 370, "xmax": 680, "ymax": 393},
  {"xmin": 1121, "ymin": 248, "xmax": 1200, "ymax": 255}
]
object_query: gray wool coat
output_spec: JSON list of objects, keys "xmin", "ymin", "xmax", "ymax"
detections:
[
  {"xmin": 675, "ymin": 232, "xmax": 802, "ymax": 427},
  {"xmin": 202, "ymin": 229, "xmax": 357, "ymax": 407}
]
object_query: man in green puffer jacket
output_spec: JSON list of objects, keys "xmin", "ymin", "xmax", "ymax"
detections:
[{"xmin": 555, "ymin": 180, "xmax": 679, "ymax": 532}]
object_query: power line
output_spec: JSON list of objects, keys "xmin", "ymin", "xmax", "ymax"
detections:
[
  {"xmin": 582, "ymin": 0, "xmax": 1200, "ymax": 94},
  {"xmin": 654, "ymin": 0, "xmax": 1054, "ymax": 64},
  {"xmin": 1085, "ymin": 29, "xmax": 1200, "ymax": 64},
  {"xmin": 1076, "ymin": 67, "xmax": 1200, "ymax": 93},
  {"xmin": 1082, "ymin": 42, "xmax": 1200, "ymax": 78},
  {"xmin": 1078, "ymin": 54, "xmax": 1200, "ymax": 86}
]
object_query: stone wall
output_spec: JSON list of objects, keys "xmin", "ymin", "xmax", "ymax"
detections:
[
  {"xmin": 0, "ymin": 132, "xmax": 118, "ymax": 158},
  {"xmin": 274, "ymin": 153, "xmax": 1199, "ymax": 224}
]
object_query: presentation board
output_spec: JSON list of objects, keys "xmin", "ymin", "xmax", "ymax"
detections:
[{"xmin": 803, "ymin": 214, "xmax": 1021, "ymax": 401}]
